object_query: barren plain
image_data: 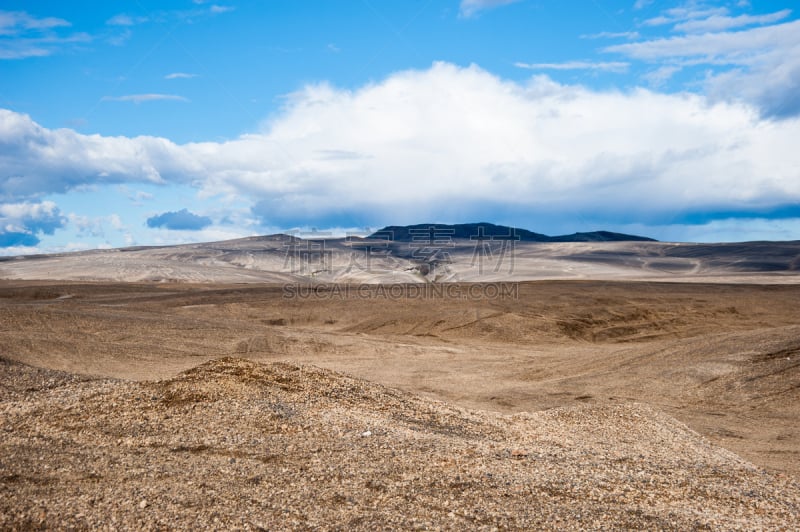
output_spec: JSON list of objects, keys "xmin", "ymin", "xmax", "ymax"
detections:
[{"xmin": 1, "ymin": 238, "xmax": 800, "ymax": 529}]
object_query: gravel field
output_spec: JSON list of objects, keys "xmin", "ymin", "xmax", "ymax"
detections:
[
  {"xmin": 2, "ymin": 279, "xmax": 799, "ymax": 529},
  {"xmin": 2, "ymin": 357, "xmax": 799, "ymax": 530}
]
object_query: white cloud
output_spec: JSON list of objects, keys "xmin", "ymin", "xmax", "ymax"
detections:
[
  {"xmin": 108, "ymin": 213, "xmax": 126, "ymax": 231},
  {"xmin": 106, "ymin": 14, "xmax": 148, "ymax": 27},
  {"xmin": 146, "ymin": 227, "xmax": 255, "ymax": 246},
  {"xmin": 209, "ymin": 5, "xmax": 235, "ymax": 14},
  {"xmin": 0, "ymin": 108, "xmax": 193, "ymax": 198},
  {"xmin": 581, "ymin": 31, "xmax": 640, "ymax": 40},
  {"xmin": 0, "ymin": 10, "xmax": 89, "ymax": 60},
  {"xmin": 68, "ymin": 212, "xmax": 128, "ymax": 239},
  {"xmin": 634, "ymin": 0, "xmax": 653, "ymax": 10},
  {"xmin": 2, "ymin": 63, "xmax": 800, "ymax": 230},
  {"xmin": 644, "ymin": 7, "xmax": 729, "ymax": 27},
  {"xmin": 118, "ymin": 185, "xmax": 154, "ymax": 205},
  {"xmin": 515, "ymin": 61, "xmax": 629, "ymax": 73},
  {"xmin": 165, "ymin": 72, "xmax": 198, "ymax": 80},
  {"xmin": 0, "ymin": 200, "xmax": 65, "ymax": 246},
  {"xmin": 642, "ymin": 65, "xmax": 682, "ymax": 87},
  {"xmin": 102, "ymin": 94, "xmax": 189, "ymax": 104},
  {"xmin": 0, "ymin": 33, "xmax": 90, "ymax": 59},
  {"xmin": 0, "ymin": 200, "xmax": 58, "ymax": 219},
  {"xmin": 673, "ymin": 9, "xmax": 791, "ymax": 33},
  {"xmin": 68, "ymin": 213, "xmax": 101, "ymax": 237},
  {"xmin": 459, "ymin": 0, "xmax": 522, "ymax": 18},
  {"xmin": 0, "ymin": 11, "xmax": 70, "ymax": 35},
  {"xmin": 106, "ymin": 28, "xmax": 132, "ymax": 47},
  {"xmin": 0, "ymin": 245, "xmax": 39, "ymax": 256},
  {"xmin": 605, "ymin": 19, "xmax": 800, "ymax": 118},
  {"xmin": 607, "ymin": 20, "xmax": 800, "ymax": 60}
]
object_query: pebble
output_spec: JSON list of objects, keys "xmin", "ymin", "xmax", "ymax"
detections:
[{"xmin": 2, "ymin": 357, "xmax": 798, "ymax": 530}]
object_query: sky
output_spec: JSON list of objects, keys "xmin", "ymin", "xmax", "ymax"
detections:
[{"xmin": 1, "ymin": 0, "xmax": 800, "ymax": 253}]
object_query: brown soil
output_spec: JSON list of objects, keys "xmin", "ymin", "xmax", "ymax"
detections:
[{"xmin": 1, "ymin": 280, "xmax": 799, "ymax": 529}]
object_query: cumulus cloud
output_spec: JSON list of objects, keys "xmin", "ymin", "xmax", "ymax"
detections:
[
  {"xmin": 459, "ymin": 0, "xmax": 522, "ymax": 18},
  {"xmin": 0, "ymin": 201, "xmax": 65, "ymax": 234},
  {"xmin": 1, "ymin": 63, "xmax": 800, "ymax": 231},
  {"xmin": 0, "ymin": 200, "xmax": 66, "ymax": 247},
  {"xmin": 224, "ymin": 63, "xmax": 800, "ymax": 226},
  {"xmin": 0, "ymin": 108, "xmax": 194, "ymax": 199},
  {"xmin": 147, "ymin": 209, "xmax": 212, "ymax": 230}
]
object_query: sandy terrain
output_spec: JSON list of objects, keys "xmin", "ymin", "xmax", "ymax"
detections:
[
  {"xmin": 2, "ymin": 236, "xmax": 799, "ymax": 284},
  {"xmin": 2, "ymin": 279, "xmax": 799, "ymax": 528}
]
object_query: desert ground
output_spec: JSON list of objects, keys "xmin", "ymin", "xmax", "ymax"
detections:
[
  {"xmin": 1, "ymin": 271, "xmax": 799, "ymax": 528},
  {"xmin": 2, "ymin": 235, "xmax": 799, "ymax": 284}
]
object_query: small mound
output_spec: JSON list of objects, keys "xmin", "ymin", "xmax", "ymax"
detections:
[
  {"xmin": 1, "ymin": 357, "xmax": 798, "ymax": 530},
  {"xmin": 0, "ymin": 356, "xmax": 105, "ymax": 400}
]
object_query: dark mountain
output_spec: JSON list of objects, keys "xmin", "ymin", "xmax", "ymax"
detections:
[
  {"xmin": 368, "ymin": 223, "xmax": 656, "ymax": 243},
  {"xmin": 548, "ymin": 230, "xmax": 657, "ymax": 242},
  {"xmin": 369, "ymin": 222, "xmax": 548, "ymax": 242}
]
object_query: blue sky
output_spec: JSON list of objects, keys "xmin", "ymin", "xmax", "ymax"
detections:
[{"xmin": 1, "ymin": 0, "xmax": 800, "ymax": 252}]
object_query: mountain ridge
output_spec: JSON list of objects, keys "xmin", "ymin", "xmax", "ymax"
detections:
[{"xmin": 368, "ymin": 222, "xmax": 657, "ymax": 243}]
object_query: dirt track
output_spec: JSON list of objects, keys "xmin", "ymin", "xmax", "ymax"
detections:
[{"xmin": 1, "ymin": 280, "xmax": 799, "ymax": 528}]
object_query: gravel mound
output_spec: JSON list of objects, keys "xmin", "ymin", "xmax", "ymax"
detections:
[{"xmin": 1, "ymin": 357, "xmax": 798, "ymax": 530}]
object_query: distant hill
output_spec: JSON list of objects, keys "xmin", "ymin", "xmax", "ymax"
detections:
[
  {"xmin": 548, "ymin": 230, "xmax": 657, "ymax": 242},
  {"xmin": 368, "ymin": 223, "xmax": 656, "ymax": 243}
]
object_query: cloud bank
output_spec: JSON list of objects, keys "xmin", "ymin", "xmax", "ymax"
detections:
[{"xmin": 1, "ymin": 62, "xmax": 799, "ymax": 240}]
